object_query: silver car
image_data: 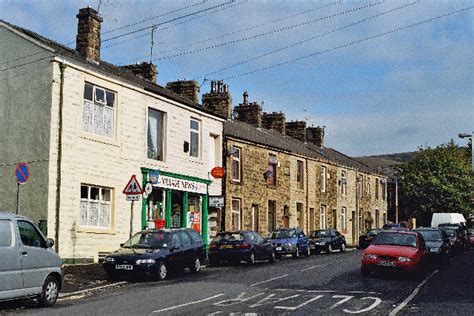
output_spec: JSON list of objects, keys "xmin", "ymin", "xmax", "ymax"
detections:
[{"xmin": 0, "ymin": 211, "xmax": 64, "ymax": 307}]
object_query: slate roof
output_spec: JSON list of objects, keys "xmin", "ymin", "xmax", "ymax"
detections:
[
  {"xmin": 0, "ymin": 19, "xmax": 225, "ymax": 120},
  {"xmin": 224, "ymin": 120, "xmax": 379, "ymax": 175}
]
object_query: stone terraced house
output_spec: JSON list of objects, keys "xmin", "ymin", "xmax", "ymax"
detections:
[{"xmin": 0, "ymin": 8, "xmax": 224, "ymax": 262}]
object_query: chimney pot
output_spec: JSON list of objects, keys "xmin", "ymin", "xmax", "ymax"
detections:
[
  {"xmin": 211, "ymin": 80, "xmax": 216, "ymax": 93},
  {"xmin": 243, "ymin": 91, "xmax": 249, "ymax": 105},
  {"xmin": 202, "ymin": 80, "xmax": 232, "ymax": 119},
  {"xmin": 76, "ymin": 7, "xmax": 103, "ymax": 62},
  {"xmin": 286, "ymin": 120, "xmax": 307, "ymax": 142},
  {"xmin": 306, "ymin": 126, "xmax": 325, "ymax": 147},
  {"xmin": 166, "ymin": 80, "xmax": 200, "ymax": 104}
]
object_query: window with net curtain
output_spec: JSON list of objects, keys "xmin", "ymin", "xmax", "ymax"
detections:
[{"xmin": 147, "ymin": 108, "xmax": 164, "ymax": 160}]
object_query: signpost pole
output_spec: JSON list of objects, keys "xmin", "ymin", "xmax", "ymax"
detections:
[
  {"xmin": 130, "ymin": 200, "xmax": 134, "ymax": 239},
  {"xmin": 16, "ymin": 183, "xmax": 20, "ymax": 215}
]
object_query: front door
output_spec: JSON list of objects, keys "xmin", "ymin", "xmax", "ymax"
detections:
[{"xmin": 0, "ymin": 219, "xmax": 23, "ymax": 299}]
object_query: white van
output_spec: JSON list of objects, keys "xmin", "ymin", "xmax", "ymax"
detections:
[
  {"xmin": 0, "ymin": 211, "xmax": 64, "ymax": 306},
  {"xmin": 431, "ymin": 213, "xmax": 466, "ymax": 228}
]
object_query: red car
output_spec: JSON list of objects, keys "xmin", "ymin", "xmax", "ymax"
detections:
[
  {"xmin": 361, "ymin": 230, "xmax": 428, "ymax": 277},
  {"xmin": 468, "ymin": 229, "xmax": 474, "ymax": 248}
]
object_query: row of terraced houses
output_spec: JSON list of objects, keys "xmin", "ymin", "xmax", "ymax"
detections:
[{"xmin": 0, "ymin": 7, "xmax": 387, "ymax": 263}]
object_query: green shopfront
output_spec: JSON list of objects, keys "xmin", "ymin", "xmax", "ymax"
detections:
[{"xmin": 141, "ymin": 168, "xmax": 211, "ymax": 245}]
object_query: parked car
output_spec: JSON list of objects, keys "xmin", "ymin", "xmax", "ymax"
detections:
[
  {"xmin": 103, "ymin": 228, "xmax": 205, "ymax": 281},
  {"xmin": 413, "ymin": 227, "xmax": 450, "ymax": 267},
  {"xmin": 208, "ymin": 230, "xmax": 275, "ymax": 265},
  {"xmin": 269, "ymin": 228, "xmax": 310, "ymax": 258},
  {"xmin": 360, "ymin": 230, "xmax": 428, "ymax": 277},
  {"xmin": 468, "ymin": 229, "xmax": 474, "ymax": 249},
  {"xmin": 431, "ymin": 213, "xmax": 466, "ymax": 228},
  {"xmin": 309, "ymin": 229, "xmax": 346, "ymax": 254},
  {"xmin": 440, "ymin": 226, "xmax": 464, "ymax": 255},
  {"xmin": 382, "ymin": 223, "xmax": 408, "ymax": 231},
  {"xmin": 358, "ymin": 229, "xmax": 381, "ymax": 249},
  {"xmin": 0, "ymin": 211, "xmax": 64, "ymax": 307},
  {"xmin": 439, "ymin": 223, "xmax": 470, "ymax": 251}
]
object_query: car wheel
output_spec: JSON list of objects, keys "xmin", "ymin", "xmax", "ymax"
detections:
[
  {"xmin": 269, "ymin": 250, "xmax": 276, "ymax": 263},
  {"xmin": 340, "ymin": 243, "xmax": 346, "ymax": 253},
  {"xmin": 247, "ymin": 252, "xmax": 256, "ymax": 265},
  {"xmin": 361, "ymin": 266, "xmax": 370, "ymax": 277},
  {"xmin": 190, "ymin": 257, "xmax": 201, "ymax": 273},
  {"xmin": 326, "ymin": 244, "xmax": 332, "ymax": 254},
  {"xmin": 293, "ymin": 246, "xmax": 300, "ymax": 258},
  {"xmin": 38, "ymin": 275, "xmax": 60, "ymax": 307},
  {"xmin": 157, "ymin": 262, "xmax": 167, "ymax": 281}
]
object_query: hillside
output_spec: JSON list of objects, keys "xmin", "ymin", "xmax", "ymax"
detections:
[{"xmin": 355, "ymin": 152, "xmax": 417, "ymax": 177}]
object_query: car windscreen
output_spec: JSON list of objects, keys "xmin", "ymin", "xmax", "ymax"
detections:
[
  {"xmin": 373, "ymin": 233, "xmax": 417, "ymax": 248},
  {"xmin": 212, "ymin": 233, "xmax": 244, "ymax": 243},
  {"xmin": 123, "ymin": 231, "xmax": 169, "ymax": 249},
  {"xmin": 271, "ymin": 230, "xmax": 296, "ymax": 239},
  {"xmin": 415, "ymin": 230, "xmax": 441, "ymax": 241},
  {"xmin": 367, "ymin": 229, "xmax": 381, "ymax": 236},
  {"xmin": 310, "ymin": 230, "xmax": 330, "ymax": 238},
  {"xmin": 444, "ymin": 228, "xmax": 455, "ymax": 237}
]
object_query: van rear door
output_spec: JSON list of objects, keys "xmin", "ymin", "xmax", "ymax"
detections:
[{"xmin": 0, "ymin": 219, "xmax": 24, "ymax": 300}]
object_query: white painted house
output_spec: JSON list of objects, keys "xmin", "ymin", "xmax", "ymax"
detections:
[{"xmin": 0, "ymin": 7, "xmax": 224, "ymax": 263}]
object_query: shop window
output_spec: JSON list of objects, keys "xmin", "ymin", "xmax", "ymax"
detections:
[
  {"xmin": 147, "ymin": 108, "xmax": 165, "ymax": 161},
  {"xmin": 340, "ymin": 207, "xmax": 347, "ymax": 230},
  {"xmin": 80, "ymin": 184, "xmax": 112, "ymax": 229},
  {"xmin": 267, "ymin": 154, "xmax": 277, "ymax": 186},
  {"xmin": 190, "ymin": 119, "xmax": 200, "ymax": 158},
  {"xmin": 231, "ymin": 147, "xmax": 241, "ymax": 182},
  {"xmin": 320, "ymin": 205, "xmax": 326, "ymax": 229},
  {"xmin": 171, "ymin": 191, "xmax": 183, "ymax": 228},
  {"xmin": 320, "ymin": 166, "xmax": 327, "ymax": 192},
  {"xmin": 83, "ymin": 83, "xmax": 115, "ymax": 138},
  {"xmin": 296, "ymin": 160, "xmax": 304, "ymax": 189},
  {"xmin": 231, "ymin": 198, "xmax": 241, "ymax": 230},
  {"xmin": 188, "ymin": 194, "xmax": 202, "ymax": 232}
]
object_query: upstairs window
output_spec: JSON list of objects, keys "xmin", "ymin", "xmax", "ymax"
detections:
[
  {"xmin": 83, "ymin": 83, "xmax": 115, "ymax": 138},
  {"xmin": 320, "ymin": 166, "xmax": 327, "ymax": 192},
  {"xmin": 296, "ymin": 160, "xmax": 304, "ymax": 189},
  {"xmin": 231, "ymin": 147, "xmax": 241, "ymax": 182},
  {"xmin": 375, "ymin": 178, "xmax": 379, "ymax": 199},
  {"xmin": 267, "ymin": 154, "xmax": 277, "ymax": 186},
  {"xmin": 147, "ymin": 108, "xmax": 165, "ymax": 161},
  {"xmin": 340, "ymin": 170, "xmax": 347, "ymax": 196},
  {"xmin": 190, "ymin": 119, "xmax": 200, "ymax": 158},
  {"xmin": 367, "ymin": 177, "xmax": 371, "ymax": 197}
]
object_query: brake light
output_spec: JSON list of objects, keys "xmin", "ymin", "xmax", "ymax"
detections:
[
  {"xmin": 209, "ymin": 244, "xmax": 218, "ymax": 249},
  {"xmin": 234, "ymin": 243, "xmax": 251, "ymax": 249}
]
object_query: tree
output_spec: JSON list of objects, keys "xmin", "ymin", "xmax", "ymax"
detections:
[{"xmin": 398, "ymin": 140, "xmax": 472, "ymax": 226}]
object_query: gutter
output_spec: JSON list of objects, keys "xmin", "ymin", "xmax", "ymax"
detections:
[{"xmin": 54, "ymin": 62, "xmax": 66, "ymax": 253}]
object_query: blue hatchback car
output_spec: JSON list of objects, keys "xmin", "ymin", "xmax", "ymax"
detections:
[{"xmin": 269, "ymin": 228, "xmax": 310, "ymax": 258}]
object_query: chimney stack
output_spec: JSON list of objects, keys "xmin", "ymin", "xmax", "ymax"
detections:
[
  {"xmin": 286, "ymin": 121, "xmax": 307, "ymax": 142},
  {"xmin": 234, "ymin": 92, "xmax": 262, "ymax": 127},
  {"xmin": 120, "ymin": 62, "xmax": 158, "ymax": 83},
  {"xmin": 76, "ymin": 7, "xmax": 103, "ymax": 62},
  {"xmin": 262, "ymin": 112, "xmax": 286, "ymax": 134},
  {"xmin": 202, "ymin": 80, "xmax": 233, "ymax": 119},
  {"xmin": 306, "ymin": 126, "xmax": 325, "ymax": 147},
  {"xmin": 166, "ymin": 80, "xmax": 199, "ymax": 104}
]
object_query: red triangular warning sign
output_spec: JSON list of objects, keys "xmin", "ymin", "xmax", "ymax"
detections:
[{"xmin": 123, "ymin": 175, "xmax": 143, "ymax": 195}]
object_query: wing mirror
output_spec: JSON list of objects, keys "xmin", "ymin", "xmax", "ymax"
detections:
[{"xmin": 45, "ymin": 238, "xmax": 55, "ymax": 248}]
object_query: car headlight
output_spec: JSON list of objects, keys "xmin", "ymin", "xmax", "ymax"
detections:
[
  {"xmin": 398, "ymin": 256, "xmax": 413, "ymax": 262},
  {"xmin": 286, "ymin": 243, "xmax": 293, "ymax": 248},
  {"xmin": 365, "ymin": 254, "xmax": 378, "ymax": 260},
  {"xmin": 105, "ymin": 257, "xmax": 115, "ymax": 263},
  {"xmin": 136, "ymin": 258, "xmax": 156, "ymax": 264},
  {"xmin": 318, "ymin": 242, "xmax": 326, "ymax": 245}
]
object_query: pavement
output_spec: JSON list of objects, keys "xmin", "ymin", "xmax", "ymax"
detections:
[{"xmin": 1, "ymin": 249, "xmax": 473, "ymax": 315}]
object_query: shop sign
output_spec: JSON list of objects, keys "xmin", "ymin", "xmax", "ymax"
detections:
[
  {"xmin": 209, "ymin": 196, "xmax": 224, "ymax": 207},
  {"xmin": 210, "ymin": 166, "xmax": 225, "ymax": 178},
  {"xmin": 153, "ymin": 175, "xmax": 207, "ymax": 194}
]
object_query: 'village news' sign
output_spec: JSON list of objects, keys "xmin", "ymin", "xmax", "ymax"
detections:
[{"xmin": 153, "ymin": 175, "xmax": 207, "ymax": 194}]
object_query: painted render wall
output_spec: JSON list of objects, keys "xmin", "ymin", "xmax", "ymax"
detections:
[{"xmin": 0, "ymin": 24, "xmax": 53, "ymax": 226}]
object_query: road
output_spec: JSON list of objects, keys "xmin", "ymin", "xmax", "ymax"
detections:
[{"xmin": 2, "ymin": 249, "xmax": 473, "ymax": 315}]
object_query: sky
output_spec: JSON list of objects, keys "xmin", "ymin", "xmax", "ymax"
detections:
[{"xmin": 1, "ymin": 0, "xmax": 472, "ymax": 156}]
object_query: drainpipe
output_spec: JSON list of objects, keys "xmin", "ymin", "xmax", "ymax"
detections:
[{"xmin": 54, "ymin": 62, "xmax": 66, "ymax": 253}]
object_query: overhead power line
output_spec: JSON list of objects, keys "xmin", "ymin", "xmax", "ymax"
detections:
[
  {"xmin": 153, "ymin": 0, "xmax": 386, "ymax": 61},
  {"xmin": 157, "ymin": 0, "xmax": 341, "ymax": 56},
  {"xmin": 222, "ymin": 6, "xmax": 474, "ymax": 81},
  {"xmin": 199, "ymin": 0, "xmax": 418, "ymax": 79},
  {"xmin": 0, "ymin": 55, "xmax": 56, "ymax": 72}
]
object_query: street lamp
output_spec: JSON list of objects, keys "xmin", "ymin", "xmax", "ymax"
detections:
[{"xmin": 458, "ymin": 133, "xmax": 472, "ymax": 139}]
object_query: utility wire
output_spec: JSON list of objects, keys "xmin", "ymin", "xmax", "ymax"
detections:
[
  {"xmin": 153, "ymin": 0, "xmax": 386, "ymax": 61},
  {"xmin": 222, "ymin": 6, "xmax": 474, "ymax": 81},
  {"xmin": 0, "ymin": 55, "xmax": 56, "ymax": 72},
  {"xmin": 199, "ymin": 0, "xmax": 418, "ymax": 79},
  {"xmin": 158, "ymin": 0, "xmax": 341, "ymax": 56},
  {"xmin": 0, "ymin": 159, "xmax": 49, "ymax": 167}
]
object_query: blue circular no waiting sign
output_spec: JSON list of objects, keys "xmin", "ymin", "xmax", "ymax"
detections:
[{"xmin": 15, "ymin": 163, "xmax": 30, "ymax": 184}]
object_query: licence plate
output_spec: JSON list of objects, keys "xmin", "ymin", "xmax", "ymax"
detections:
[
  {"xmin": 310, "ymin": 245, "xmax": 315, "ymax": 249},
  {"xmin": 115, "ymin": 264, "xmax": 133, "ymax": 270},
  {"xmin": 221, "ymin": 245, "xmax": 233, "ymax": 249},
  {"xmin": 377, "ymin": 261, "xmax": 396, "ymax": 267},
  {"xmin": 276, "ymin": 247, "xmax": 282, "ymax": 251}
]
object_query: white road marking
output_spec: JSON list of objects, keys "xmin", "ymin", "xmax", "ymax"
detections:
[
  {"xmin": 151, "ymin": 294, "xmax": 225, "ymax": 313},
  {"xmin": 343, "ymin": 297, "xmax": 382, "ymax": 314},
  {"xmin": 388, "ymin": 269, "xmax": 439, "ymax": 316},
  {"xmin": 274, "ymin": 295, "xmax": 324, "ymax": 310},
  {"xmin": 328, "ymin": 295, "xmax": 354, "ymax": 310},
  {"xmin": 249, "ymin": 293, "xmax": 301, "ymax": 308},
  {"xmin": 300, "ymin": 264, "xmax": 325, "ymax": 272},
  {"xmin": 58, "ymin": 281, "xmax": 128, "ymax": 298},
  {"xmin": 206, "ymin": 312, "xmax": 222, "ymax": 315},
  {"xmin": 249, "ymin": 274, "xmax": 288, "ymax": 287},
  {"xmin": 213, "ymin": 292, "xmax": 265, "ymax": 307}
]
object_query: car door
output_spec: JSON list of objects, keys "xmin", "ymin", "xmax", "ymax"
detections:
[
  {"xmin": 335, "ymin": 230, "xmax": 344, "ymax": 248},
  {"xmin": 252, "ymin": 232, "xmax": 268, "ymax": 259},
  {"xmin": 297, "ymin": 229, "xmax": 309, "ymax": 251},
  {"xmin": 178, "ymin": 230, "xmax": 194, "ymax": 267},
  {"xmin": 167, "ymin": 232, "xmax": 184, "ymax": 269},
  {"xmin": 0, "ymin": 219, "xmax": 24, "ymax": 300}
]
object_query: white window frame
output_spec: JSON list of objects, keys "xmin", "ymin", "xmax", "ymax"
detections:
[
  {"xmin": 320, "ymin": 205, "xmax": 326, "ymax": 229},
  {"xmin": 190, "ymin": 118, "xmax": 200, "ymax": 158},
  {"xmin": 231, "ymin": 147, "xmax": 241, "ymax": 182},
  {"xmin": 340, "ymin": 170, "xmax": 347, "ymax": 196},
  {"xmin": 147, "ymin": 107, "xmax": 165, "ymax": 161},
  {"xmin": 340, "ymin": 207, "xmax": 347, "ymax": 230},
  {"xmin": 231, "ymin": 198, "xmax": 241, "ymax": 230},
  {"xmin": 80, "ymin": 184, "xmax": 112, "ymax": 229},
  {"xmin": 320, "ymin": 166, "xmax": 327, "ymax": 193},
  {"xmin": 83, "ymin": 83, "xmax": 115, "ymax": 138}
]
